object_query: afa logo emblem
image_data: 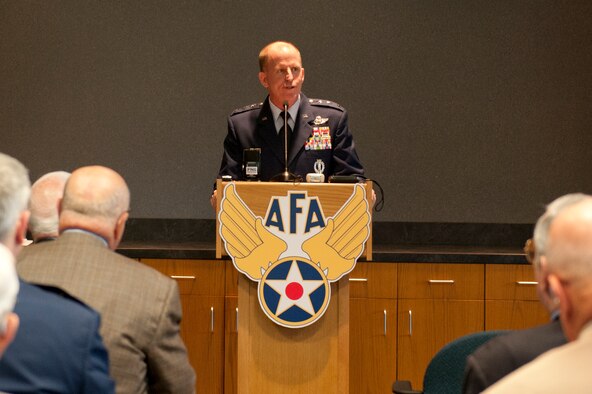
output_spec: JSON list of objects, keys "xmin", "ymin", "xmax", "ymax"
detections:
[{"xmin": 218, "ymin": 183, "xmax": 371, "ymax": 328}]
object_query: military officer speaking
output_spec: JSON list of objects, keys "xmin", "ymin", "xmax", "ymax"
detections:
[{"xmin": 211, "ymin": 41, "xmax": 367, "ymax": 209}]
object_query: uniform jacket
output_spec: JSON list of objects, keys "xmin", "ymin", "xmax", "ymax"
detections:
[
  {"xmin": 484, "ymin": 323, "xmax": 592, "ymax": 393},
  {"xmin": 17, "ymin": 231, "xmax": 195, "ymax": 394},
  {"xmin": 463, "ymin": 318, "xmax": 566, "ymax": 393},
  {"xmin": 216, "ymin": 94, "xmax": 365, "ymax": 182},
  {"xmin": 0, "ymin": 279, "xmax": 115, "ymax": 394}
]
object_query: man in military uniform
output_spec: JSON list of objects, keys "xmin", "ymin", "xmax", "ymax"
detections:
[{"xmin": 211, "ymin": 41, "xmax": 365, "ymax": 208}]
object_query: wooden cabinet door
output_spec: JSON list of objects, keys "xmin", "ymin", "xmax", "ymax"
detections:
[
  {"xmin": 486, "ymin": 300, "xmax": 549, "ymax": 330},
  {"xmin": 224, "ymin": 296, "xmax": 238, "ymax": 394},
  {"xmin": 485, "ymin": 264, "xmax": 549, "ymax": 330},
  {"xmin": 141, "ymin": 259, "xmax": 225, "ymax": 394},
  {"xmin": 350, "ymin": 298, "xmax": 397, "ymax": 394},
  {"xmin": 181, "ymin": 295, "xmax": 225, "ymax": 393},
  {"xmin": 486, "ymin": 264, "xmax": 539, "ymax": 300},
  {"xmin": 396, "ymin": 263, "xmax": 485, "ymax": 389},
  {"xmin": 397, "ymin": 299, "xmax": 484, "ymax": 390},
  {"xmin": 349, "ymin": 262, "xmax": 397, "ymax": 393},
  {"xmin": 398, "ymin": 263, "xmax": 484, "ymax": 300},
  {"xmin": 349, "ymin": 262, "xmax": 397, "ymax": 299}
]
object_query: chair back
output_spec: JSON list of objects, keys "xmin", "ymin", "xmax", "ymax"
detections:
[{"xmin": 423, "ymin": 330, "xmax": 509, "ymax": 394}]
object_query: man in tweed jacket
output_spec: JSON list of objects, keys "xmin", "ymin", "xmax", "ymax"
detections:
[{"xmin": 17, "ymin": 165, "xmax": 195, "ymax": 394}]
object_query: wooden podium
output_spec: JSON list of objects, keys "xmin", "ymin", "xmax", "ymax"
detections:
[{"xmin": 216, "ymin": 181, "xmax": 372, "ymax": 394}]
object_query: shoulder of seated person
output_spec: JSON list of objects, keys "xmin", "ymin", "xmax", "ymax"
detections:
[{"xmin": 27, "ymin": 282, "xmax": 96, "ymax": 313}]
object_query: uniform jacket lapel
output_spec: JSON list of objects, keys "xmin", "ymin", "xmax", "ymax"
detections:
[
  {"xmin": 256, "ymin": 98, "xmax": 285, "ymax": 164},
  {"xmin": 289, "ymin": 94, "xmax": 314, "ymax": 165}
]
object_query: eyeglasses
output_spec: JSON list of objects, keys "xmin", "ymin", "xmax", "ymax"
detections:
[{"xmin": 524, "ymin": 238, "xmax": 535, "ymax": 264}]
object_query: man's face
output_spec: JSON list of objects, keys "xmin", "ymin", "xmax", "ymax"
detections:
[{"xmin": 259, "ymin": 44, "xmax": 305, "ymax": 109}]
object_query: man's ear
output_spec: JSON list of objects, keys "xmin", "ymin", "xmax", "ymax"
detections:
[
  {"xmin": 0, "ymin": 313, "xmax": 19, "ymax": 357},
  {"xmin": 112, "ymin": 211, "xmax": 129, "ymax": 250},
  {"xmin": 534, "ymin": 255, "xmax": 548, "ymax": 281},
  {"xmin": 548, "ymin": 274, "xmax": 564, "ymax": 307},
  {"xmin": 258, "ymin": 71, "xmax": 268, "ymax": 88},
  {"xmin": 548, "ymin": 273, "xmax": 576, "ymax": 340},
  {"xmin": 14, "ymin": 211, "xmax": 30, "ymax": 251}
]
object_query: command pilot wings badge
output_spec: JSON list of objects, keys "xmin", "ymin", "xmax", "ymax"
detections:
[{"xmin": 218, "ymin": 183, "xmax": 371, "ymax": 328}]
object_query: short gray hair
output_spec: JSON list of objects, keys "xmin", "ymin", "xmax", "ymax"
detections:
[
  {"xmin": 0, "ymin": 153, "xmax": 31, "ymax": 243},
  {"xmin": 532, "ymin": 193, "xmax": 589, "ymax": 269},
  {"xmin": 545, "ymin": 195, "xmax": 592, "ymax": 282},
  {"xmin": 28, "ymin": 171, "xmax": 71, "ymax": 236},
  {"xmin": 0, "ymin": 244, "xmax": 18, "ymax": 334}
]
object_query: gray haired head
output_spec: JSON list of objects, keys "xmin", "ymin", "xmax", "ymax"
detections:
[{"xmin": 0, "ymin": 153, "xmax": 31, "ymax": 244}]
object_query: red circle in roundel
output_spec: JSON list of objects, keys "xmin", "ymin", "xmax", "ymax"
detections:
[{"xmin": 285, "ymin": 282, "xmax": 304, "ymax": 300}]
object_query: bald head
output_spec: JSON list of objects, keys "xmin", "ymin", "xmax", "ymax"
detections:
[
  {"xmin": 258, "ymin": 41, "xmax": 301, "ymax": 72},
  {"xmin": 60, "ymin": 166, "xmax": 130, "ymax": 249},
  {"xmin": 546, "ymin": 196, "xmax": 592, "ymax": 284},
  {"xmin": 28, "ymin": 171, "xmax": 70, "ymax": 241}
]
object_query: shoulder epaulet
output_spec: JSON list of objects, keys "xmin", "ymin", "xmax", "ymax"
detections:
[
  {"xmin": 308, "ymin": 98, "xmax": 345, "ymax": 111},
  {"xmin": 231, "ymin": 102, "xmax": 264, "ymax": 116}
]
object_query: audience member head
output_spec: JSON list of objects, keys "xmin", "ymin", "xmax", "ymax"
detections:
[
  {"xmin": 28, "ymin": 171, "xmax": 71, "ymax": 243},
  {"xmin": 542, "ymin": 194, "xmax": 592, "ymax": 341},
  {"xmin": 531, "ymin": 193, "xmax": 589, "ymax": 313},
  {"xmin": 59, "ymin": 166, "xmax": 130, "ymax": 250},
  {"xmin": 0, "ymin": 244, "xmax": 19, "ymax": 358},
  {"xmin": 0, "ymin": 153, "xmax": 31, "ymax": 256},
  {"xmin": 258, "ymin": 41, "xmax": 305, "ymax": 109}
]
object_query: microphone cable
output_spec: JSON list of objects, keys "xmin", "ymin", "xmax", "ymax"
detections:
[{"xmin": 357, "ymin": 176, "xmax": 384, "ymax": 212}]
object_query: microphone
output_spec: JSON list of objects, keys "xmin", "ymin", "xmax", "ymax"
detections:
[{"xmin": 270, "ymin": 101, "xmax": 297, "ymax": 182}]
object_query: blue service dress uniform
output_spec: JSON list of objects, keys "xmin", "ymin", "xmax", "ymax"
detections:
[{"xmin": 216, "ymin": 94, "xmax": 365, "ymax": 182}]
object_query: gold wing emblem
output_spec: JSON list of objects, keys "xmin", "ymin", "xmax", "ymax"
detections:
[
  {"xmin": 302, "ymin": 184, "xmax": 371, "ymax": 281},
  {"xmin": 219, "ymin": 183, "xmax": 287, "ymax": 280}
]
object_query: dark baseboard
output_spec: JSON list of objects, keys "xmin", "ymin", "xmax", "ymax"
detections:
[{"xmin": 122, "ymin": 218, "xmax": 533, "ymax": 248}]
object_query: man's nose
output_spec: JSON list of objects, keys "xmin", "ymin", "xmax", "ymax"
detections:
[{"xmin": 285, "ymin": 69, "xmax": 293, "ymax": 80}]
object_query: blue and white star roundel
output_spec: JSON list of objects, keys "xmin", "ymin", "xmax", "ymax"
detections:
[{"xmin": 258, "ymin": 257, "xmax": 330, "ymax": 328}]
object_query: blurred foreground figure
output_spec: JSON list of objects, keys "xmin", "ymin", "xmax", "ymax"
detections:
[{"xmin": 18, "ymin": 165, "xmax": 196, "ymax": 394}]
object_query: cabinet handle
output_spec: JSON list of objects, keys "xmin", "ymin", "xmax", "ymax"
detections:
[
  {"xmin": 408, "ymin": 310, "xmax": 413, "ymax": 336},
  {"xmin": 383, "ymin": 310, "xmax": 387, "ymax": 336},
  {"xmin": 235, "ymin": 307, "xmax": 239, "ymax": 332},
  {"xmin": 428, "ymin": 279, "xmax": 455, "ymax": 284},
  {"xmin": 349, "ymin": 278, "xmax": 368, "ymax": 282},
  {"xmin": 517, "ymin": 281, "xmax": 538, "ymax": 285},
  {"xmin": 210, "ymin": 307, "xmax": 214, "ymax": 333},
  {"xmin": 171, "ymin": 275, "xmax": 196, "ymax": 280}
]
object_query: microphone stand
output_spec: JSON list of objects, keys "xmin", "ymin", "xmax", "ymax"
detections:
[{"xmin": 271, "ymin": 101, "xmax": 297, "ymax": 182}]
